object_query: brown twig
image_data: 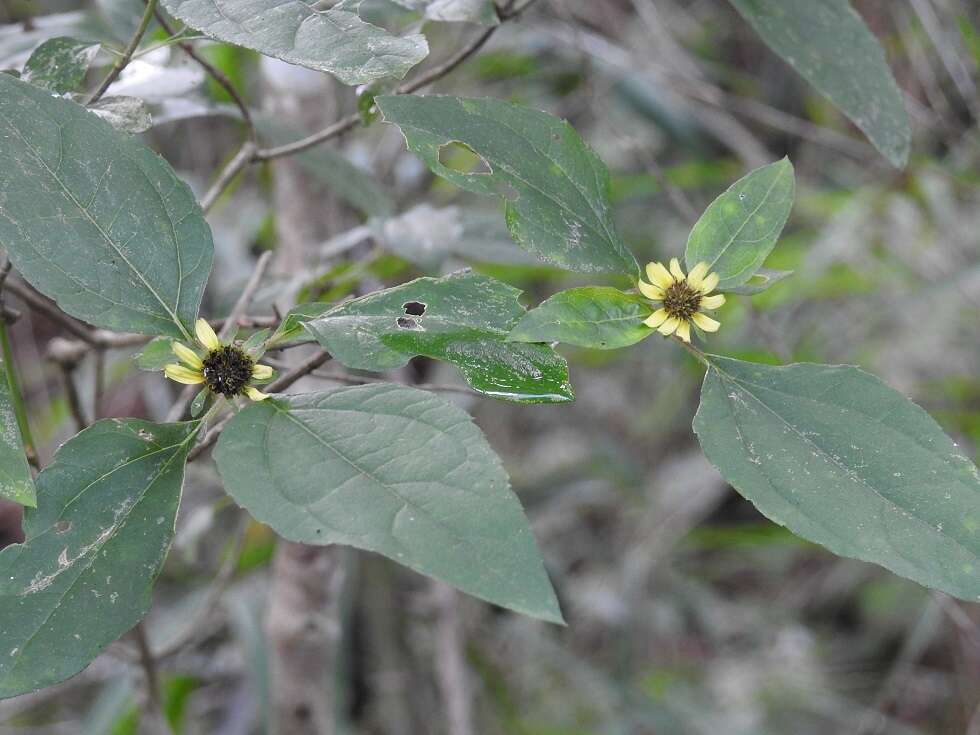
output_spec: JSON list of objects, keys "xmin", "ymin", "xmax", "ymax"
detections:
[
  {"xmin": 153, "ymin": 9, "xmax": 258, "ymax": 140},
  {"xmin": 218, "ymin": 251, "xmax": 273, "ymax": 342},
  {"xmin": 200, "ymin": 140, "xmax": 257, "ymax": 213},
  {"xmin": 154, "ymin": 513, "xmax": 248, "ymax": 658},
  {"xmin": 3, "ymin": 280, "xmax": 97, "ymax": 344},
  {"xmin": 132, "ymin": 621, "xmax": 169, "ymax": 734}
]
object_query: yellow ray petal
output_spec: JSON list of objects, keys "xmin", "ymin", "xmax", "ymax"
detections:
[
  {"xmin": 700, "ymin": 294, "xmax": 726, "ymax": 310},
  {"xmin": 699, "ymin": 272, "xmax": 720, "ymax": 295},
  {"xmin": 657, "ymin": 316, "xmax": 680, "ymax": 336},
  {"xmin": 245, "ymin": 386, "xmax": 270, "ymax": 402},
  {"xmin": 644, "ymin": 308, "xmax": 669, "ymax": 329},
  {"xmin": 637, "ymin": 279, "xmax": 664, "ymax": 300},
  {"xmin": 675, "ymin": 320, "xmax": 691, "ymax": 343},
  {"xmin": 195, "ymin": 318, "xmax": 221, "ymax": 352},
  {"xmin": 172, "ymin": 341, "xmax": 203, "ymax": 370},
  {"xmin": 692, "ymin": 312, "xmax": 721, "ymax": 332},
  {"xmin": 686, "ymin": 262, "xmax": 709, "ymax": 290},
  {"xmin": 164, "ymin": 364, "xmax": 205, "ymax": 385},
  {"xmin": 252, "ymin": 364, "xmax": 274, "ymax": 380},
  {"xmin": 669, "ymin": 258, "xmax": 685, "ymax": 281},
  {"xmin": 645, "ymin": 261, "xmax": 674, "ymax": 289}
]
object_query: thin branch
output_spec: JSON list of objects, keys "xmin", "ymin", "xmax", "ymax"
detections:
[
  {"xmin": 58, "ymin": 364, "xmax": 88, "ymax": 431},
  {"xmin": 4, "ymin": 280, "xmax": 97, "ymax": 344},
  {"xmin": 154, "ymin": 513, "xmax": 248, "ymax": 658},
  {"xmin": 93, "ymin": 348, "xmax": 106, "ymax": 421},
  {"xmin": 86, "ymin": 0, "xmax": 159, "ymax": 105},
  {"xmin": 153, "ymin": 9, "xmax": 258, "ymax": 140},
  {"xmin": 132, "ymin": 622, "xmax": 169, "ymax": 735},
  {"xmin": 201, "ymin": 141, "xmax": 257, "ymax": 214},
  {"xmin": 252, "ymin": 0, "xmax": 534, "ymax": 163},
  {"xmin": 219, "ymin": 251, "xmax": 273, "ymax": 341}
]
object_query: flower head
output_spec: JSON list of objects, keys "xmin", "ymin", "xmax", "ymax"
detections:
[
  {"xmin": 638, "ymin": 258, "xmax": 726, "ymax": 343},
  {"xmin": 164, "ymin": 319, "xmax": 273, "ymax": 402}
]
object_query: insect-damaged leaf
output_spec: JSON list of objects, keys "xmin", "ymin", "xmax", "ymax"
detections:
[
  {"xmin": 377, "ymin": 95, "xmax": 638, "ymax": 276},
  {"xmin": 509, "ymin": 287, "xmax": 651, "ymax": 350},
  {"xmin": 728, "ymin": 0, "xmax": 910, "ymax": 168},
  {"xmin": 22, "ymin": 36, "xmax": 101, "ymax": 94},
  {"xmin": 0, "ymin": 353, "xmax": 34, "ymax": 507},
  {"xmin": 0, "ymin": 74, "xmax": 212, "ymax": 339},
  {"xmin": 694, "ymin": 356, "xmax": 980, "ymax": 602},
  {"xmin": 300, "ymin": 270, "xmax": 574, "ymax": 404},
  {"xmin": 685, "ymin": 158, "xmax": 794, "ymax": 290},
  {"xmin": 215, "ymin": 384, "xmax": 563, "ymax": 623},
  {"xmin": 159, "ymin": 0, "xmax": 428, "ymax": 86},
  {"xmin": 0, "ymin": 420, "xmax": 195, "ymax": 698}
]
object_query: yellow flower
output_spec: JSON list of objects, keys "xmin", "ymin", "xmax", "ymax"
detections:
[
  {"xmin": 638, "ymin": 258, "xmax": 726, "ymax": 343},
  {"xmin": 164, "ymin": 319, "xmax": 273, "ymax": 401}
]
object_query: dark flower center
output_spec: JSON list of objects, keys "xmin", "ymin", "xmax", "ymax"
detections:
[
  {"xmin": 202, "ymin": 345, "xmax": 254, "ymax": 397},
  {"xmin": 662, "ymin": 281, "xmax": 702, "ymax": 320}
]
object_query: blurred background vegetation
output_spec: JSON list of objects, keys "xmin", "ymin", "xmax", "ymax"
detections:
[{"xmin": 1, "ymin": 0, "xmax": 980, "ymax": 733}]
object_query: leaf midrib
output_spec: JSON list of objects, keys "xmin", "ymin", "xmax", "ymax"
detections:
[{"xmin": 0, "ymin": 106, "xmax": 187, "ymax": 338}]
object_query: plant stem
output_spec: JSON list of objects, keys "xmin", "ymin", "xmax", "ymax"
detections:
[
  {"xmin": 0, "ymin": 316, "xmax": 36, "ymax": 468},
  {"xmin": 86, "ymin": 0, "xmax": 159, "ymax": 105},
  {"xmin": 673, "ymin": 335, "xmax": 710, "ymax": 367}
]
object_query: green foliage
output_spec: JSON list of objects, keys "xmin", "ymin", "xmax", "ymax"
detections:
[
  {"xmin": 695, "ymin": 356, "xmax": 980, "ymax": 604},
  {"xmin": 0, "ymin": 353, "xmax": 34, "ymax": 507},
  {"xmin": 214, "ymin": 385, "xmax": 563, "ymax": 622},
  {"xmin": 509, "ymin": 287, "xmax": 651, "ymax": 350},
  {"xmin": 300, "ymin": 270, "xmax": 574, "ymax": 403},
  {"xmin": 0, "ymin": 74, "xmax": 212, "ymax": 339},
  {"xmin": 22, "ymin": 37, "xmax": 100, "ymax": 93},
  {"xmin": 685, "ymin": 158, "xmax": 794, "ymax": 290},
  {"xmin": 159, "ymin": 0, "xmax": 429, "ymax": 85},
  {"xmin": 0, "ymin": 420, "xmax": 196, "ymax": 697},
  {"xmin": 134, "ymin": 336, "xmax": 175, "ymax": 371},
  {"xmin": 377, "ymin": 95, "xmax": 638, "ymax": 276},
  {"xmin": 728, "ymin": 0, "xmax": 910, "ymax": 167}
]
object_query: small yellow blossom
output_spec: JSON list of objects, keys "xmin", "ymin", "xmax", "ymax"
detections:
[
  {"xmin": 638, "ymin": 258, "xmax": 726, "ymax": 343},
  {"xmin": 163, "ymin": 319, "xmax": 273, "ymax": 401}
]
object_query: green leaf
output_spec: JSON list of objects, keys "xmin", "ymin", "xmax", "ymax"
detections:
[
  {"xmin": 728, "ymin": 0, "xmax": 910, "ymax": 168},
  {"xmin": 725, "ymin": 267, "xmax": 793, "ymax": 295},
  {"xmin": 134, "ymin": 337, "xmax": 175, "ymax": 372},
  {"xmin": 0, "ymin": 355, "xmax": 35, "ymax": 508},
  {"xmin": 301, "ymin": 270, "xmax": 573, "ymax": 403},
  {"xmin": 159, "ymin": 0, "xmax": 428, "ymax": 86},
  {"xmin": 684, "ymin": 158, "xmax": 794, "ymax": 290},
  {"xmin": 377, "ymin": 95, "xmax": 638, "ymax": 276},
  {"xmin": 694, "ymin": 356, "xmax": 980, "ymax": 603},
  {"xmin": 256, "ymin": 119, "xmax": 394, "ymax": 217},
  {"xmin": 22, "ymin": 37, "xmax": 100, "ymax": 94},
  {"xmin": 390, "ymin": 0, "xmax": 498, "ymax": 25},
  {"xmin": 0, "ymin": 74, "xmax": 212, "ymax": 339},
  {"xmin": 271, "ymin": 302, "xmax": 329, "ymax": 347},
  {"xmin": 0, "ymin": 419, "xmax": 196, "ymax": 698},
  {"xmin": 214, "ymin": 384, "xmax": 562, "ymax": 622},
  {"xmin": 509, "ymin": 287, "xmax": 651, "ymax": 350}
]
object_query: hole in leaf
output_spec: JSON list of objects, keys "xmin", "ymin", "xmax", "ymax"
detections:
[
  {"xmin": 403, "ymin": 301, "xmax": 426, "ymax": 316},
  {"xmin": 396, "ymin": 317, "xmax": 423, "ymax": 330},
  {"xmin": 55, "ymin": 520, "xmax": 71, "ymax": 534},
  {"xmin": 438, "ymin": 141, "xmax": 492, "ymax": 175}
]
